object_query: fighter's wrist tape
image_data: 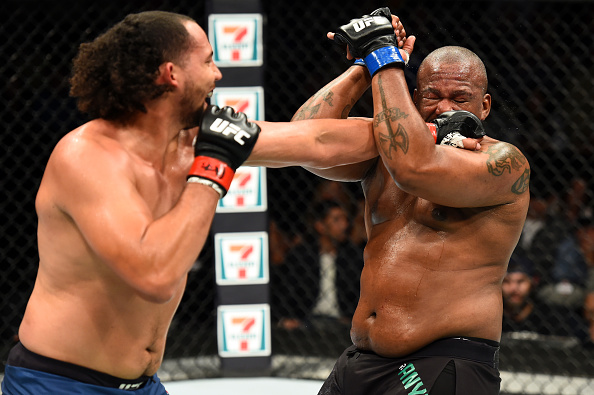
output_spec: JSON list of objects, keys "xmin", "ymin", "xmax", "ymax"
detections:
[
  {"xmin": 187, "ymin": 176, "xmax": 225, "ymax": 198},
  {"xmin": 427, "ymin": 123, "xmax": 439, "ymax": 143},
  {"xmin": 364, "ymin": 46, "xmax": 406, "ymax": 76},
  {"xmin": 426, "ymin": 123, "xmax": 466, "ymax": 148},
  {"xmin": 187, "ymin": 156, "xmax": 235, "ymax": 197}
]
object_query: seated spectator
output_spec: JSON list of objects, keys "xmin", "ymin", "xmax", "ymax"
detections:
[
  {"xmin": 502, "ymin": 254, "xmax": 585, "ymax": 339},
  {"xmin": 538, "ymin": 215, "xmax": 593, "ymax": 309},
  {"xmin": 514, "ymin": 189, "xmax": 567, "ymax": 285},
  {"xmin": 271, "ymin": 200, "xmax": 364, "ymax": 331}
]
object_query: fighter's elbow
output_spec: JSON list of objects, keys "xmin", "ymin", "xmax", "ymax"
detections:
[
  {"xmin": 126, "ymin": 265, "xmax": 180, "ymax": 304},
  {"xmin": 388, "ymin": 160, "xmax": 423, "ymax": 190},
  {"xmin": 136, "ymin": 278, "xmax": 179, "ymax": 304}
]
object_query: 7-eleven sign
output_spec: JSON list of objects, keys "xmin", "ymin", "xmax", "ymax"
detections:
[
  {"xmin": 215, "ymin": 232, "xmax": 269, "ymax": 285},
  {"xmin": 217, "ymin": 304, "xmax": 270, "ymax": 357},
  {"xmin": 211, "ymin": 86, "xmax": 265, "ymax": 121},
  {"xmin": 217, "ymin": 166, "xmax": 267, "ymax": 213},
  {"xmin": 208, "ymin": 14, "xmax": 263, "ymax": 67}
]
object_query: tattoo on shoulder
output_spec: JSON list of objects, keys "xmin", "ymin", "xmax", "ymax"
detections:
[
  {"xmin": 511, "ymin": 168, "xmax": 530, "ymax": 195},
  {"xmin": 484, "ymin": 143, "xmax": 530, "ymax": 194},
  {"xmin": 485, "ymin": 143, "xmax": 527, "ymax": 176},
  {"xmin": 375, "ymin": 75, "xmax": 409, "ymax": 159}
]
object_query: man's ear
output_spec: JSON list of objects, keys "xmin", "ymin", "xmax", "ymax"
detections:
[
  {"xmin": 481, "ymin": 93, "xmax": 491, "ymax": 120},
  {"xmin": 156, "ymin": 62, "xmax": 178, "ymax": 87},
  {"xmin": 413, "ymin": 88, "xmax": 419, "ymax": 106}
]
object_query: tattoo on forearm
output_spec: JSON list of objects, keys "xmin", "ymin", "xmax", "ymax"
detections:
[
  {"xmin": 375, "ymin": 75, "xmax": 409, "ymax": 158},
  {"xmin": 485, "ymin": 143, "xmax": 527, "ymax": 176},
  {"xmin": 374, "ymin": 108, "xmax": 409, "ymax": 127},
  {"xmin": 341, "ymin": 98, "xmax": 356, "ymax": 119},
  {"xmin": 511, "ymin": 168, "xmax": 530, "ymax": 195},
  {"xmin": 323, "ymin": 91, "xmax": 334, "ymax": 107},
  {"xmin": 293, "ymin": 102, "xmax": 321, "ymax": 120},
  {"xmin": 379, "ymin": 124, "xmax": 409, "ymax": 159},
  {"xmin": 292, "ymin": 87, "xmax": 330, "ymax": 120}
]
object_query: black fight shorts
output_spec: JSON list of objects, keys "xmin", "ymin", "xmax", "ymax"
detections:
[{"xmin": 318, "ymin": 337, "xmax": 500, "ymax": 395}]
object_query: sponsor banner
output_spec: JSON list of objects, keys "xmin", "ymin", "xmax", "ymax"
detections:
[
  {"xmin": 217, "ymin": 303, "xmax": 271, "ymax": 357},
  {"xmin": 211, "ymin": 86, "xmax": 265, "ymax": 121},
  {"xmin": 217, "ymin": 166, "xmax": 267, "ymax": 213},
  {"xmin": 215, "ymin": 231, "xmax": 269, "ymax": 285},
  {"xmin": 208, "ymin": 13, "xmax": 263, "ymax": 67}
]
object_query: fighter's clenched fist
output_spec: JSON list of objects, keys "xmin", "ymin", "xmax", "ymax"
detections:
[
  {"xmin": 188, "ymin": 105, "xmax": 260, "ymax": 197},
  {"xmin": 332, "ymin": 7, "xmax": 406, "ymax": 76}
]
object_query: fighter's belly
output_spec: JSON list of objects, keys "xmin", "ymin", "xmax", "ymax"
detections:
[
  {"xmin": 19, "ymin": 282, "xmax": 185, "ymax": 378},
  {"xmin": 350, "ymin": 260, "xmax": 503, "ymax": 357}
]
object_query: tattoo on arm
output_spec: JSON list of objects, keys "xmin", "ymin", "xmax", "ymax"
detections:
[
  {"xmin": 292, "ymin": 87, "xmax": 330, "ymax": 120},
  {"xmin": 375, "ymin": 75, "xmax": 409, "ymax": 159},
  {"xmin": 485, "ymin": 143, "xmax": 527, "ymax": 176},
  {"xmin": 341, "ymin": 98, "xmax": 356, "ymax": 119},
  {"xmin": 511, "ymin": 168, "xmax": 530, "ymax": 195},
  {"xmin": 323, "ymin": 91, "xmax": 334, "ymax": 107},
  {"xmin": 484, "ymin": 143, "xmax": 530, "ymax": 194},
  {"xmin": 293, "ymin": 102, "xmax": 321, "ymax": 121},
  {"xmin": 293, "ymin": 77, "xmax": 347, "ymax": 120}
]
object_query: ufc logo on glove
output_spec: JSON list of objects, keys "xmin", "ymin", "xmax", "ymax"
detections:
[
  {"xmin": 210, "ymin": 118, "xmax": 252, "ymax": 145},
  {"xmin": 353, "ymin": 16, "xmax": 388, "ymax": 32}
]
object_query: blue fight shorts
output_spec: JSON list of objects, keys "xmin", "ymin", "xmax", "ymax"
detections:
[{"xmin": 1, "ymin": 342, "xmax": 169, "ymax": 395}]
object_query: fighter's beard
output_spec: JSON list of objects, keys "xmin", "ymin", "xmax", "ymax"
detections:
[{"xmin": 180, "ymin": 101, "xmax": 207, "ymax": 130}]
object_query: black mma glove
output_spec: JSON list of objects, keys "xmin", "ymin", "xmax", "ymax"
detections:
[
  {"xmin": 188, "ymin": 105, "xmax": 260, "ymax": 197},
  {"xmin": 427, "ymin": 110, "xmax": 485, "ymax": 148},
  {"xmin": 334, "ymin": 7, "xmax": 405, "ymax": 76}
]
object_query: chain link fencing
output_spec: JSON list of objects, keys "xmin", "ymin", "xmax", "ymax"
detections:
[{"xmin": 1, "ymin": 0, "xmax": 593, "ymax": 393}]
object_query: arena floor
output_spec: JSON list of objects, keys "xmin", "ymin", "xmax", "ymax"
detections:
[{"xmin": 164, "ymin": 377, "xmax": 323, "ymax": 394}]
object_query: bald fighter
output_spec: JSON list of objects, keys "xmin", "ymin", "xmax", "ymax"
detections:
[{"xmin": 294, "ymin": 9, "xmax": 530, "ymax": 395}]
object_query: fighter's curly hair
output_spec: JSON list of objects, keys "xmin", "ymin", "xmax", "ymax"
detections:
[{"xmin": 70, "ymin": 11, "xmax": 195, "ymax": 121}]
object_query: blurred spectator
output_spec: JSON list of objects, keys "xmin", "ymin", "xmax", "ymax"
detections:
[
  {"xmin": 514, "ymin": 189, "xmax": 566, "ymax": 285},
  {"xmin": 313, "ymin": 180, "xmax": 367, "ymax": 249},
  {"xmin": 269, "ymin": 219, "xmax": 298, "ymax": 266},
  {"xmin": 503, "ymin": 254, "xmax": 585, "ymax": 338},
  {"xmin": 314, "ymin": 180, "xmax": 356, "ymax": 215},
  {"xmin": 563, "ymin": 178, "xmax": 591, "ymax": 225},
  {"xmin": 538, "ymin": 215, "xmax": 593, "ymax": 309},
  {"xmin": 349, "ymin": 197, "xmax": 367, "ymax": 249},
  {"xmin": 271, "ymin": 200, "xmax": 364, "ymax": 331},
  {"xmin": 580, "ymin": 215, "xmax": 594, "ymax": 344}
]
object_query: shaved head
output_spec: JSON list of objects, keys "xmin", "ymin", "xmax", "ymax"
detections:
[
  {"xmin": 418, "ymin": 46, "xmax": 488, "ymax": 94},
  {"xmin": 413, "ymin": 46, "xmax": 491, "ymax": 121}
]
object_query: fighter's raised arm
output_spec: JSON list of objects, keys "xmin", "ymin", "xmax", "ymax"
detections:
[
  {"xmin": 331, "ymin": 9, "xmax": 530, "ymax": 208},
  {"xmin": 291, "ymin": 10, "xmax": 481, "ymax": 182}
]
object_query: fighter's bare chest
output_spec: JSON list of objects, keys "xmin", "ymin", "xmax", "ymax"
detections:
[
  {"xmin": 135, "ymin": 155, "xmax": 192, "ymax": 217},
  {"xmin": 368, "ymin": 189, "xmax": 452, "ymax": 231},
  {"xmin": 362, "ymin": 167, "xmax": 463, "ymax": 231}
]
